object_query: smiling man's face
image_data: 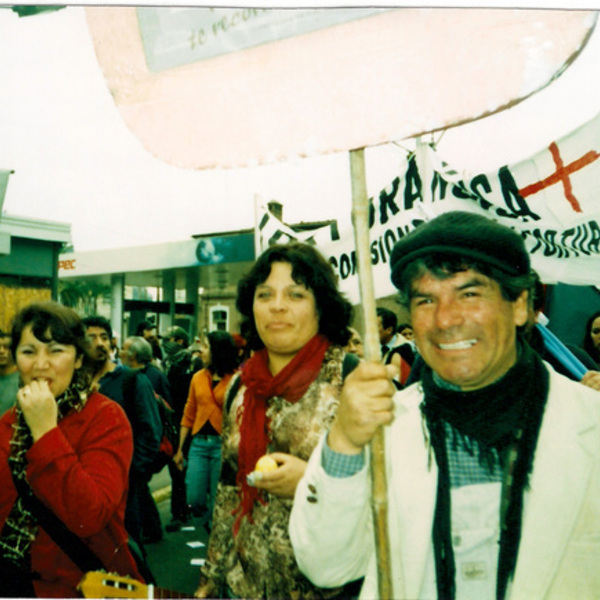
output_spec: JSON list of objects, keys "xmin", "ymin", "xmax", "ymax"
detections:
[{"xmin": 410, "ymin": 268, "xmax": 528, "ymax": 390}]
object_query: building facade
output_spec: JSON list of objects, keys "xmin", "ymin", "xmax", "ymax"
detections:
[
  {"xmin": 0, "ymin": 213, "xmax": 71, "ymax": 332},
  {"xmin": 58, "ymin": 229, "xmax": 255, "ymax": 344}
]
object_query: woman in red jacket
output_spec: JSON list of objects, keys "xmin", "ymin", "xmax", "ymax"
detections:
[
  {"xmin": 0, "ymin": 301, "xmax": 141, "ymax": 597},
  {"xmin": 173, "ymin": 331, "xmax": 238, "ymax": 533}
]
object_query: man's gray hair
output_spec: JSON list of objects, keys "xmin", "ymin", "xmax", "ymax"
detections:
[{"xmin": 126, "ymin": 336, "xmax": 153, "ymax": 365}]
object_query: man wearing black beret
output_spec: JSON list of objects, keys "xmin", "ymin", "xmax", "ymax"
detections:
[{"xmin": 290, "ymin": 211, "xmax": 600, "ymax": 599}]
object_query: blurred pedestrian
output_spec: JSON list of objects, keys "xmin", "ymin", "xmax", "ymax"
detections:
[
  {"xmin": 136, "ymin": 320, "xmax": 163, "ymax": 368},
  {"xmin": 377, "ymin": 307, "xmax": 413, "ymax": 387},
  {"xmin": 344, "ymin": 327, "xmax": 364, "ymax": 358},
  {"xmin": 174, "ymin": 331, "xmax": 238, "ymax": 532},
  {"xmin": 397, "ymin": 322, "xmax": 414, "ymax": 341},
  {"xmin": 582, "ymin": 310, "xmax": 600, "ymax": 368},
  {"xmin": 120, "ymin": 335, "xmax": 170, "ymax": 544},
  {"xmin": 0, "ymin": 330, "xmax": 18, "ymax": 416},
  {"xmin": 231, "ymin": 332, "xmax": 249, "ymax": 366},
  {"xmin": 122, "ymin": 336, "xmax": 171, "ymax": 403},
  {"xmin": 162, "ymin": 326, "xmax": 197, "ymax": 532}
]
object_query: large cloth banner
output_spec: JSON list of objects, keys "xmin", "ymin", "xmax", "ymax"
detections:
[
  {"xmin": 257, "ymin": 111, "xmax": 600, "ymax": 305},
  {"xmin": 0, "ymin": 169, "xmax": 11, "ymax": 213},
  {"xmin": 87, "ymin": 8, "xmax": 596, "ymax": 170}
]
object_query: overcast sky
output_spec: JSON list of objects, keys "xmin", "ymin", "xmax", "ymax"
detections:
[{"xmin": 1, "ymin": 5, "xmax": 600, "ymax": 252}]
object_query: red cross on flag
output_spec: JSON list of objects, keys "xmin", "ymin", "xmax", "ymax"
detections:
[{"xmin": 516, "ymin": 119, "xmax": 600, "ymax": 221}]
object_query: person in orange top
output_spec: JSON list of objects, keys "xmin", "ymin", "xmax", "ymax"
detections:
[{"xmin": 173, "ymin": 331, "xmax": 238, "ymax": 532}]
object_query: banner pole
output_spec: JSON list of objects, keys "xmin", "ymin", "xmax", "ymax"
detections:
[
  {"xmin": 253, "ymin": 193, "xmax": 263, "ymax": 260},
  {"xmin": 349, "ymin": 148, "xmax": 397, "ymax": 599},
  {"xmin": 415, "ymin": 136, "xmax": 433, "ymax": 207}
]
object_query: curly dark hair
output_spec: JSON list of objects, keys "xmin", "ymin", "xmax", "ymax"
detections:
[
  {"xmin": 236, "ymin": 243, "xmax": 353, "ymax": 351},
  {"xmin": 582, "ymin": 310, "xmax": 600, "ymax": 366},
  {"xmin": 206, "ymin": 331, "xmax": 238, "ymax": 377}
]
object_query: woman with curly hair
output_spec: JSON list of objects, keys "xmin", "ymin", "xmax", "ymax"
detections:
[{"xmin": 196, "ymin": 242, "xmax": 359, "ymax": 599}]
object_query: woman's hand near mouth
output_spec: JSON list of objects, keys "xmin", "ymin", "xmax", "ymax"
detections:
[{"xmin": 17, "ymin": 379, "xmax": 58, "ymax": 442}]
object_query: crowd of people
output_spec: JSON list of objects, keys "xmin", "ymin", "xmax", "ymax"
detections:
[{"xmin": 1, "ymin": 210, "xmax": 600, "ymax": 598}]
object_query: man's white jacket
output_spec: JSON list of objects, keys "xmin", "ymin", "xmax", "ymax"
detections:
[{"xmin": 289, "ymin": 367, "xmax": 600, "ymax": 599}]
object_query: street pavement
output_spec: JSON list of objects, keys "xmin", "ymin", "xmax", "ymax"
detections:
[{"xmin": 145, "ymin": 469, "xmax": 210, "ymax": 596}]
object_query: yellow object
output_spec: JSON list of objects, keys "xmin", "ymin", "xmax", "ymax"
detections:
[{"xmin": 255, "ymin": 455, "xmax": 278, "ymax": 473}]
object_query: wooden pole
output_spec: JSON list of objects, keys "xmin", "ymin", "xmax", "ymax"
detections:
[{"xmin": 349, "ymin": 148, "xmax": 398, "ymax": 599}]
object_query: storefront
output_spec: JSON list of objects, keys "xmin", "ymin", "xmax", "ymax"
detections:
[
  {"xmin": 0, "ymin": 213, "xmax": 71, "ymax": 332},
  {"xmin": 58, "ymin": 229, "xmax": 256, "ymax": 343}
]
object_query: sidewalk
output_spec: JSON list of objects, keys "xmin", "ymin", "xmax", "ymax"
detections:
[{"xmin": 146, "ymin": 468, "xmax": 209, "ymax": 596}]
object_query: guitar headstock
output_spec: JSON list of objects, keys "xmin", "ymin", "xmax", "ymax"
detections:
[{"xmin": 78, "ymin": 571, "xmax": 149, "ymax": 599}]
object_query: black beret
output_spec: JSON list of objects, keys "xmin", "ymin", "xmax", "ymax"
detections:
[{"xmin": 390, "ymin": 211, "xmax": 530, "ymax": 289}]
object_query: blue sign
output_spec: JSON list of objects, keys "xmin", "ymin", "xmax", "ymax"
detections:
[{"xmin": 195, "ymin": 233, "xmax": 255, "ymax": 265}]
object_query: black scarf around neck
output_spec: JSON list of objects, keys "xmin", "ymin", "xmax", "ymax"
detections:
[
  {"xmin": 0, "ymin": 368, "xmax": 91, "ymax": 572},
  {"xmin": 420, "ymin": 340, "xmax": 549, "ymax": 600}
]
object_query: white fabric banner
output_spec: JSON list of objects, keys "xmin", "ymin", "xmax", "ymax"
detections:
[
  {"xmin": 87, "ymin": 9, "xmax": 596, "ymax": 170},
  {"xmin": 0, "ymin": 169, "xmax": 11, "ymax": 214},
  {"xmin": 258, "ymin": 111, "xmax": 600, "ymax": 305}
]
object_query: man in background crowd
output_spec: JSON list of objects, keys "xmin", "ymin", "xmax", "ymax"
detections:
[
  {"xmin": 82, "ymin": 316, "xmax": 162, "ymax": 560},
  {"xmin": 0, "ymin": 330, "xmax": 18, "ymax": 416},
  {"xmin": 162, "ymin": 326, "xmax": 197, "ymax": 532},
  {"xmin": 120, "ymin": 335, "xmax": 172, "ymax": 543},
  {"xmin": 136, "ymin": 319, "xmax": 163, "ymax": 368},
  {"xmin": 377, "ymin": 306, "xmax": 414, "ymax": 387}
]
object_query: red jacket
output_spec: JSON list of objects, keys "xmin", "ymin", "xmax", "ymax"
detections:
[{"xmin": 0, "ymin": 391, "xmax": 141, "ymax": 597}]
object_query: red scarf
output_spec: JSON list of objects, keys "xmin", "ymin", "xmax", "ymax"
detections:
[{"xmin": 233, "ymin": 333, "xmax": 330, "ymax": 535}]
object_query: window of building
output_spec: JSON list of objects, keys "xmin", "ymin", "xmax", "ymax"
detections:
[{"xmin": 210, "ymin": 306, "xmax": 229, "ymax": 332}]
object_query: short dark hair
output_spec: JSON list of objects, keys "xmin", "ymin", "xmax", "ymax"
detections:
[
  {"xmin": 582, "ymin": 310, "xmax": 600, "ymax": 364},
  {"xmin": 135, "ymin": 320, "xmax": 155, "ymax": 336},
  {"xmin": 12, "ymin": 301, "xmax": 91, "ymax": 366},
  {"xmin": 165, "ymin": 326, "xmax": 189, "ymax": 347},
  {"xmin": 395, "ymin": 253, "xmax": 534, "ymax": 308},
  {"xmin": 82, "ymin": 315, "xmax": 113, "ymax": 340},
  {"xmin": 236, "ymin": 242, "xmax": 353, "ymax": 350},
  {"xmin": 206, "ymin": 331, "xmax": 238, "ymax": 377},
  {"xmin": 376, "ymin": 307, "xmax": 398, "ymax": 333}
]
